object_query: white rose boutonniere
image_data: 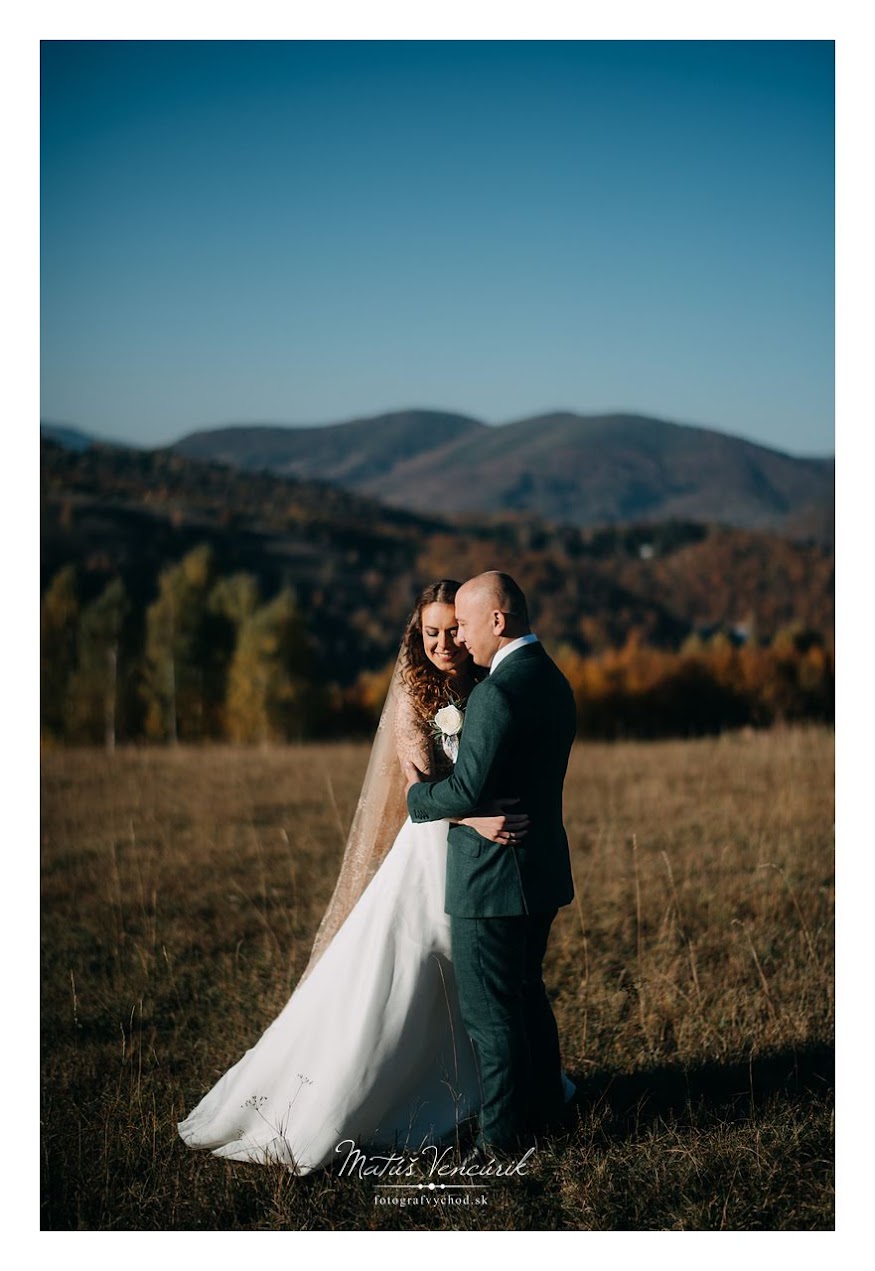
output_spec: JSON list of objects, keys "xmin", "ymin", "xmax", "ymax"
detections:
[{"xmin": 432, "ymin": 702, "xmax": 465, "ymax": 763}]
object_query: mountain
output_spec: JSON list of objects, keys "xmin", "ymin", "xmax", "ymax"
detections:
[
  {"xmin": 173, "ymin": 410, "xmax": 833, "ymax": 539},
  {"xmin": 40, "ymin": 421, "xmax": 140, "ymax": 453},
  {"xmin": 174, "ymin": 410, "xmax": 485, "ymax": 484},
  {"xmin": 40, "ymin": 422, "xmax": 101, "ymax": 453}
]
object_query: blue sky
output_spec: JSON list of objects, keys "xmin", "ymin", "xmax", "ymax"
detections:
[{"xmin": 40, "ymin": 39, "xmax": 834, "ymax": 454}]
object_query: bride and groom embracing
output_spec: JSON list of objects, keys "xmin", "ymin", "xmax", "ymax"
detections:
[{"xmin": 178, "ymin": 571, "xmax": 578, "ymax": 1174}]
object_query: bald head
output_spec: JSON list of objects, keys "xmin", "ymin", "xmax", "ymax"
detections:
[
  {"xmin": 457, "ymin": 571, "xmax": 529, "ymax": 623},
  {"xmin": 454, "ymin": 572, "xmax": 530, "ymax": 667}
]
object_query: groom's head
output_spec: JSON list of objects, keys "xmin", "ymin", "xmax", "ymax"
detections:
[{"xmin": 454, "ymin": 572, "xmax": 530, "ymax": 668}]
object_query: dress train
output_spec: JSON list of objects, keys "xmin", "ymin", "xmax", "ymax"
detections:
[{"xmin": 178, "ymin": 818, "xmax": 480, "ymax": 1174}]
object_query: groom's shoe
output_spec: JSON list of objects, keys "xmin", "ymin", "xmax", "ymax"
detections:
[{"xmin": 536, "ymin": 1102, "xmax": 579, "ymax": 1136}]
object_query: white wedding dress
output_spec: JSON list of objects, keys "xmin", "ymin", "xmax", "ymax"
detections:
[
  {"xmin": 178, "ymin": 675, "xmax": 574, "ymax": 1175},
  {"xmin": 178, "ymin": 814, "xmax": 483, "ymax": 1173}
]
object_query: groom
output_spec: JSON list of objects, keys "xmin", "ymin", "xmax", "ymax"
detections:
[{"xmin": 405, "ymin": 571, "xmax": 576, "ymax": 1154}]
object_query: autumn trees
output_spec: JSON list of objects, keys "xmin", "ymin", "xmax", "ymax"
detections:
[
  {"xmin": 40, "ymin": 441, "xmax": 834, "ymax": 747},
  {"xmin": 41, "ymin": 547, "xmax": 319, "ymax": 748},
  {"xmin": 554, "ymin": 630, "xmax": 833, "ymax": 739},
  {"xmin": 41, "ymin": 544, "xmax": 834, "ymax": 749}
]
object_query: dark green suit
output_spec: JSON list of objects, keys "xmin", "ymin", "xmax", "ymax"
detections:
[{"xmin": 407, "ymin": 640, "xmax": 576, "ymax": 1148}]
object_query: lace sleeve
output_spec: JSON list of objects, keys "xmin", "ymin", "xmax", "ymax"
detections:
[{"xmin": 394, "ymin": 686, "xmax": 433, "ymax": 775}]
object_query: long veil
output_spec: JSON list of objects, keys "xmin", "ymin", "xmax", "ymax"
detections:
[{"xmin": 299, "ymin": 657, "xmax": 408, "ymax": 982}]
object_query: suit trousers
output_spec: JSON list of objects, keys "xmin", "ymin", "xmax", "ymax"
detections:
[{"xmin": 449, "ymin": 909, "xmax": 565, "ymax": 1150}]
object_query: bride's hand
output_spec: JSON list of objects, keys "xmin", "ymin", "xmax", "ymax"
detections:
[{"xmin": 459, "ymin": 808, "xmax": 530, "ymax": 845}]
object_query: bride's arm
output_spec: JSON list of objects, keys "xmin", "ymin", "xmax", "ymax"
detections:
[{"xmin": 394, "ymin": 683, "xmax": 433, "ymax": 776}]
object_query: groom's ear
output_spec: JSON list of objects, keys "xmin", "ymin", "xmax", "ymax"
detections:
[{"xmin": 492, "ymin": 610, "xmax": 508, "ymax": 635}]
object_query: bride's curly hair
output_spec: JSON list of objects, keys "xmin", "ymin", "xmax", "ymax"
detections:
[{"xmin": 399, "ymin": 579, "xmax": 483, "ymax": 721}]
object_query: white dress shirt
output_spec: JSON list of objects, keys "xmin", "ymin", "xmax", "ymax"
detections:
[{"xmin": 489, "ymin": 632, "xmax": 539, "ymax": 674}]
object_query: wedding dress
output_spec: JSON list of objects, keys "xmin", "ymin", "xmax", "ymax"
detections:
[
  {"xmin": 178, "ymin": 667, "xmax": 573, "ymax": 1174},
  {"xmin": 178, "ymin": 664, "xmax": 486, "ymax": 1173},
  {"xmin": 178, "ymin": 816, "xmax": 482, "ymax": 1172}
]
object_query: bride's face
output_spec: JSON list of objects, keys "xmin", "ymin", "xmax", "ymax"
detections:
[{"xmin": 420, "ymin": 602, "xmax": 469, "ymax": 675}]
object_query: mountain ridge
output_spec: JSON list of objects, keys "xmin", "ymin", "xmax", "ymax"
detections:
[{"xmin": 169, "ymin": 409, "xmax": 833, "ymax": 540}]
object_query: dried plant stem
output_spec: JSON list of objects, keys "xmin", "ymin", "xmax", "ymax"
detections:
[
  {"xmin": 69, "ymin": 968, "xmax": 79, "ymax": 1030},
  {"xmin": 632, "ymin": 833, "xmax": 643, "ymax": 970},
  {"xmin": 631, "ymin": 834, "xmax": 652, "ymax": 1050},
  {"xmin": 324, "ymin": 772, "xmax": 348, "ymax": 847},
  {"xmin": 734, "ymin": 920, "xmax": 778, "ymax": 1022},
  {"xmin": 661, "ymin": 849, "xmax": 703, "ymax": 1005},
  {"xmin": 759, "ymin": 862, "xmax": 819, "ymax": 965}
]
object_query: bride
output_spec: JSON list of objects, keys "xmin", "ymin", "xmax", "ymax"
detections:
[{"xmin": 178, "ymin": 579, "xmax": 564, "ymax": 1174}]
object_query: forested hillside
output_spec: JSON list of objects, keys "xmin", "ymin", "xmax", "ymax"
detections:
[{"xmin": 41, "ymin": 440, "xmax": 834, "ymax": 744}]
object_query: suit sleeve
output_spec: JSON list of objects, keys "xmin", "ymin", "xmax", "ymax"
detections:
[{"xmin": 407, "ymin": 679, "xmax": 513, "ymax": 822}]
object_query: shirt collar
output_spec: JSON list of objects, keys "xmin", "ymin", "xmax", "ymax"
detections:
[{"xmin": 489, "ymin": 633, "xmax": 539, "ymax": 674}]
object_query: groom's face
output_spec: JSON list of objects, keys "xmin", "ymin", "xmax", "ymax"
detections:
[{"xmin": 454, "ymin": 590, "xmax": 504, "ymax": 668}]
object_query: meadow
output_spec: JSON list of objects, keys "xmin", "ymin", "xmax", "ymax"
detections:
[{"xmin": 40, "ymin": 728, "xmax": 834, "ymax": 1230}]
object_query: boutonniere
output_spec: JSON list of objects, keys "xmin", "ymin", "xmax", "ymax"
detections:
[{"xmin": 431, "ymin": 693, "xmax": 465, "ymax": 763}]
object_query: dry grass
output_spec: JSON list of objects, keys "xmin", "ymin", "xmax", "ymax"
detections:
[{"xmin": 41, "ymin": 728, "xmax": 834, "ymax": 1230}]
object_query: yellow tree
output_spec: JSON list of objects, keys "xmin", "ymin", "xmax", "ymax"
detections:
[
  {"xmin": 225, "ymin": 587, "xmax": 318, "ymax": 743},
  {"xmin": 142, "ymin": 544, "xmax": 216, "ymax": 742},
  {"xmin": 205, "ymin": 572, "xmax": 261, "ymax": 737}
]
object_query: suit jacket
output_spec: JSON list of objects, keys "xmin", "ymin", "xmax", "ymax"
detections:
[{"xmin": 407, "ymin": 641, "xmax": 577, "ymax": 917}]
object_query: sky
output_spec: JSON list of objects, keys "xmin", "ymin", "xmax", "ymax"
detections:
[{"xmin": 40, "ymin": 39, "xmax": 835, "ymax": 455}]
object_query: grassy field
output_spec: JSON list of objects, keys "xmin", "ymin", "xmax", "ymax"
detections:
[{"xmin": 41, "ymin": 729, "xmax": 834, "ymax": 1230}]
